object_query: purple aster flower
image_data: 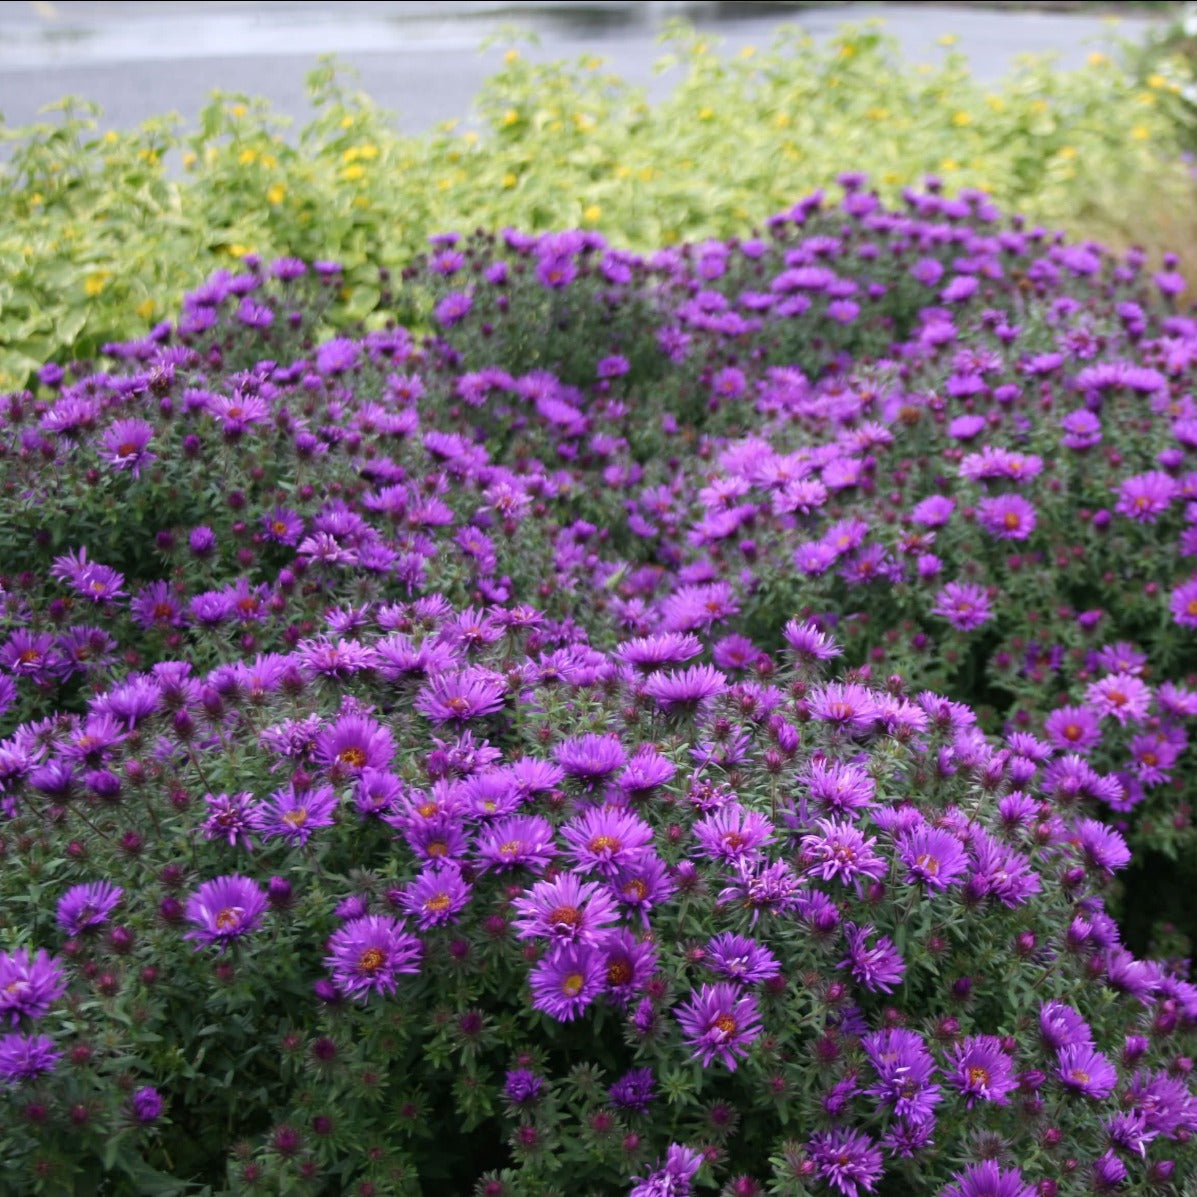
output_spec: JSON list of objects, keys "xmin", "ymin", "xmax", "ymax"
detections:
[
  {"xmin": 476, "ymin": 815, "xmax": 558, "ymax": 874},
  {"xmin": 807, "ymin": 1127, "xmax": 883, "ymax": 1197},
  {"xmin": 315, "ymin": 713, "xmax": 395, "ymax": 778},
  {"xmin": 1070, "ymin": 817, "xmax": 1130, "ymax": 875},
  {"xmin": 1116, "ymin": 470, "xmax": 1175, "ymax": 523},
  {"xmin": 1170, "ymin": 577, "xmax": 1197, "ymax": 629},
  {"xmin": 414, "ymin": 667, "xmax": 507, "ymax": 725},
  {"xmin": 554, "ymin": 733, "xmax": 627, "ymax": 784},
  {"xmin": 201, "ymin": 791, "xmax": 260, "ymax": 851},
  {"xmin": 258, "ymin": 783, "xmax": 337, "ymax": 847},
  {"xmin": 0, "ymin": 1032, "xmax": 61, "ymax": 1083},
  {"xmin": 129, "ymin": 1086, "xmax": 164, "ymax": 1124},
  {"xmin": 609, "ymin": 1066, "xmax": 656, "ymax": 1114},
  {"xmin": 801, "ymin": 818, "xmax": 887, "ymax": 889},
  {"xmin": 528, "ymin": 942, "xmax": 605, "ymax": 1021},
  {"xmin": 629, "ymin": 1144, "xmax": 703, "ymax": 1197},
  {"xmin": 433, "ymin": 291, "xmax": 473, "ymax": 328},
  {"xmin": 782, "ymin": 619, "xmax": 842, "ymax": 663},
  {"xmin": 561, "ymin": 807, "xmax": 654, "ymax": 878},
  {"xmin": 503, "ymin": 1068, "xmax": 543, "ymax": 1106},
  {"xmin": 511, "ymin": 873, "xmax": 619, "ymax": 947},
  {"xmin": 945, "ymin": 1035, "xmax": 1017, "ymax": 1107},
  {"xmin": 324, "ymin": 915, "xmax": 421, "ymax": 999},
  {"xmin": 1043, "ymin": 705, "xmax": 1102, "ymax": 753},
  {"xmin": 615, "ymin": 633, "xmax": 704, "ymax": 672},
  {"xmin": 98, "ymin": 418, "xmax": 156, "ymax": 478},
  {"xmin": 910, "ymin": 495, "xmax": 956, "ymax": 527},
  {"xmin": 641, "ymin": 664, "xmax": 728, "ymax": 713},
  {"xmin": 932, "ymin": 582, "xmax": 993, "ymax": 632},
  {"xmin": 863, "ymin": 1027, "xmax": 941, "ymax": 1126},
  {"xmin": 184, "ymin": 875, "xmax": 268, "ymax": 950},
  {"xmin": 398, "ymin": 863, "xmax": 472, "ymax": 930},
  {"xmin": 703, "ymin": 932, "xmax": 780, "ymax": 985},
  {"xmin": 600, "ymin": 929, "xmax": 658, "ymax": 1007},
  {"xmin": 1085, "ymin": 673, "xmax": 1152, "ymax": 725},
  {"xmin": 1057, "ymin": 1043, "xmax": 1118, "ymax": 1099},
  {"xmin": 610, "ymin": 855, "xmax": 676, "ymax": 922},
  {"xmin": 1039, "ymin": 1001, "xmax": 1093, "ymax": 1051},
  {"xmin": 0, "ymin": 949, "xmax": 67, "ymax": 1026},
  {"xmin": 804, "ymin": 757, "xmax": 875, "ymax": 815},
  {"xmin": 675, "ymin": 982, "xmax": 763, "ymax": 1070},
  {"xmin": 977, "ymin": 494, "xmax": 1036, "ymax": 541},
  {"xmin": 693, "ymin": 803, "xmax": 774, "ymax": 865},
  {"xmin": 940, "ymin": 1161, "xmax": 1034, "ymax": 1197},
  {"xmin": 808, "ymin": 682, "xmax": 878, "ymax": 733},
  {"xmin": 896, "ymin": 824, "xmax": 968, "ymax": 892},
  {"xmin": 56, "ymin": 881, "xmax": 123, "ymax": 936},
  {"xmin": 719, "ymin": 858, "xmax": 803, "ymax": 923},
  {"xmin": 838, "ymin": 923, "xmax": 906, "ymax": 994},
  {"xmin": 1060, "ymin": 409, "xmax": 1102, "ymax": 450}
]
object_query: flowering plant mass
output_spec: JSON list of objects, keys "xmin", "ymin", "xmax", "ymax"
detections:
[{"xmin": 1, "ymin": 181, "xmax": 1196, "ymax": 1194}]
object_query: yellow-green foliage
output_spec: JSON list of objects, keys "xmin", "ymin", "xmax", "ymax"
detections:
[{"xmin": 1, "ymin": 20, "xmax": 1193, "ymax": 388}]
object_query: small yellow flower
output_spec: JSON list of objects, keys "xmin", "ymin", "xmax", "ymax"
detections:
[
  {"xmin": 1131, "ymin": 125, "xmax": 1151, "ymax": 140},
  {"xmin": 1088, "ymin": 51, "xmax": 1108, "ymax": 66},
  {"xmin": 230, "ymin": 103, "xmax": 247, "ymax": 118},
  {"xmin": 504, "ymin": 49, "xmax": 520, "ymax": 64},
  {"xmin": 839, "ymin": 41, "xmax": 856, "ymax": 59},
  {"xmin": 353, "ymin": 195, "xmax": 370, "ymax": 209},
  {"xmin": 582, "ymin": 54, "xmax": 602, "ymax": 70},
  {"xmin": 182, "ymin": 151, "xmax": 197, "ymax": 168},
  {"xmin": 136, "ymin": 298, "xmax": 156, "ymax": 320},
  {"xmin": 266, "ymin": 182, "xmax": 286, "ymax": 205},
  {"xmin": 739, "ymin": 45, "xmax": 756, "ymax": 58},
  {"xmin": 437, "ymin": 177, "xmax": 452, "ymax": 191},
  {"xmin": 463, "ymin": 131, "xmax": 479, "ymax": 146},
  {"xmin": 1030, "ymin": 99, "xmax": 1048, "ymax": 114},
  {"xmin": 952, "ymin": 111, "xmax": 971, "ymax": 127},
  {"xmin": 1148, "ymin": 73, "xmax": 1168, "ymax": 89},
  {"xmin": 502, "ymin": 109, "xmax": 519, "ymax": 127},
  {"xmin": 238, "ymin": 148, "xmax": 257, "ymax": 165},
  {"xmin": 615, "ymin": 164, "xmax": 631, "ymax": 180},
  {"xmin": 582, "ymin": 204, "xmax": 601, "ymax": 224},
  {"xmin": 773, "ymin": 111, "xmax": 790, "ymax": 128},
  {"xmin": 261, "ymin": 154, "xmax": 277, "ymax": 169},
  {"xmin": 698, "ymin": 107, "xmax": 714, "ymax": 121},
  {"xmin": 868, "ymin": 106, "xmax": 889, "ymax": 121},
  {"xmin": 985, "ymin": 95, "xmax": 1004, "ymax": 112},
  {"xmin": 502, "ymin": 172, "xmax": 518, "ymax": 189},
  {"xmin": 102, "ymin": 130, "xmax": 119, "ymax": 144},
  {"xmin": 341, "ymin": 163, "xmax": 366, "ymax": 181},
  {"xmin": 938, "ymin": 33, "xmax": 957, "ymax": 46},
  {"xmin": 1057, "ymin": 145, "xmax": 1077, "ymax": 160},
  {"xmin": 638, "ymin": 166, "xmax": 655, "ymax": 182},
  {"xmin": 228, "ymin": 244, "xmax": 252, "ymax": 259},
  {"xmin": 941, "ymin": 158, "xmax": 959, "ymax": 172},
  {"xmin": 693, "ymin": 41, "xmax": 709, "ymax": 56},
  {"xmin": 84, "ymin": 272, "xmax": 109, "ymax": 297},
  {"xmin": 340, "ymin": 115, "xmax": 354, "ymax": 129}
]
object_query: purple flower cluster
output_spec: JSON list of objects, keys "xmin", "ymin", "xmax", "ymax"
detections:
[{"xmin": 2, "ymin": 181, "xmax": 1197, "ymax": 1192}]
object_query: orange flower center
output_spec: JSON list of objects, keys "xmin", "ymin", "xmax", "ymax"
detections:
[
  {"xmin": 548, "ymin": 904, "xmax": 581, "ymax": 929},
  {"xmin": 338, "ymin": 746, "xmax": 368, "ymax": 768},
  {"xmin": 359, "ymin": 947, "xmax": 386, "ymax": 973},
  {"xmin": 713, "ymin": 1014, "xmax": 738, "ymax": 1036}
]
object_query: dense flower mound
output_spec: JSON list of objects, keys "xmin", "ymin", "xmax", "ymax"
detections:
[{"xmin": 2, "ymin": 181, "xmax": 1197, "ymax": 1192}]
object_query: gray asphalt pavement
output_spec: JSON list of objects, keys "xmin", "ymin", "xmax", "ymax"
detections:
[{"xmin": 0, "ymin": 1, "xmax": 1165, "ymax": 138}]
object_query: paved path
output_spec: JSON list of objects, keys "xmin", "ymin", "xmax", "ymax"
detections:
[{"xmin": 0, "ymin": 1, "xmax": 1164, "ymax": 138}]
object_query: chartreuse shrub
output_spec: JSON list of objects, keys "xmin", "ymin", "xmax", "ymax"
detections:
[
  {"xmin": 2, "ymin": 18, "xmax": 1195, "ymax": 388},
  {"xmin": 6, "ymin": 185, "xmax": 1197, "ymax": 1193}
]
